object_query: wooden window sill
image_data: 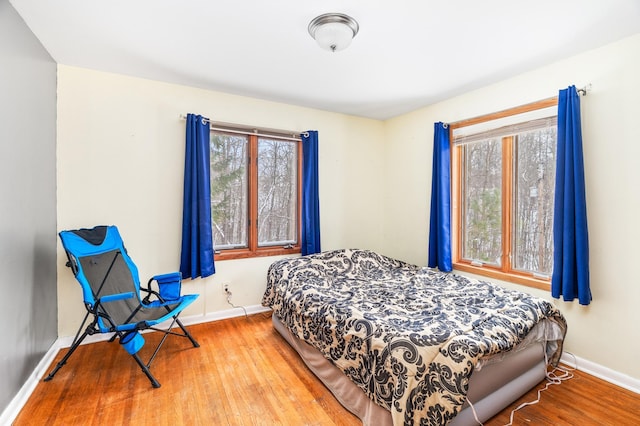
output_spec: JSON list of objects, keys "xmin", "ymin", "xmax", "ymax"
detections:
[
  {"xmin": 214, "ymin": 247, "xmax": 301, "ymax": 261},
  {"xmin": 453, "ymin": 262, "xmax": 550, "ymax": 291}
]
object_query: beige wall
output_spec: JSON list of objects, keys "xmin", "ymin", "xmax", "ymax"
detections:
[
  {"xmin": 56, "ymin": 65, "xmax": 386, "ymax": 336},
  {"xmin": 57, "ymin": 32, "xmax": 640, "ymax": 383},
  {"xmin": 383, "ymin": 33, "xmax": 640, "ymax": 381}
]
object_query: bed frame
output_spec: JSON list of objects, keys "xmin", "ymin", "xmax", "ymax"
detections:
[{"xmin": 273, "ymin": 313, "xmax": 546, "ymax": 425}]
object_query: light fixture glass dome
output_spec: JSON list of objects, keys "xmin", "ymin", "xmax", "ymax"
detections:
[{"xmin": 308, "ymin": 13, "xmax": 359, "ymax": 53}]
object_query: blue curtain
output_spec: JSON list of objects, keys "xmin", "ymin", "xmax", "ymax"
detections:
[
  {"xmin": 180, "ymin": 113, "xmax": 215, "ymax": 279},
  {"xmin": 301, "ymin": 131, "xmax": 321, "ymax": 255},
  {"xmin": 428, "ymin": 122, "xmax": 452, "ymax": 272},
  {"xmin": 552, "ymin": 86, "xmax": 591, "ymax": 305}
]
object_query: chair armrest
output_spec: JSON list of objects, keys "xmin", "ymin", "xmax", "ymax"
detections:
[{"xmin": 99, "ymin": 292, "xmax": 135, "ymax": 304}]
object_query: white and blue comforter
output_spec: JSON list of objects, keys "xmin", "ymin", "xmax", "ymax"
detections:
[{"xmin": 262, "ymin": 249, "xmax": 567, "ymax": 425}]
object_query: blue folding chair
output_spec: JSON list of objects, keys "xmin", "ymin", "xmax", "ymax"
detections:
[{"xmin": 44, "ymin": 225, "xmax": 199, "ymax": 388}]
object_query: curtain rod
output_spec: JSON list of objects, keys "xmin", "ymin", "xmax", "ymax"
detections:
[
  {"xmin": 577, "ymin": 83, "xmax": 592, "ymax": 96},
  {"xmin": 447, "ymin": 83, "xmax": 591, "ymax": 129},
  {"xmin": 180, "ymin": 115, "xmax": 307, "ymax": 141}
]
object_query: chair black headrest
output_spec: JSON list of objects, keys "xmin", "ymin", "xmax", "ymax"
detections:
[{"xmin": 70, "ymin": 226, "xmax": 109, "ymax": 245}]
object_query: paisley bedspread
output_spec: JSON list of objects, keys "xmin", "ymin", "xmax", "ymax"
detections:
[{"xmin": 262, "ymin": 249, "xmax": 567, "ymax": 425}]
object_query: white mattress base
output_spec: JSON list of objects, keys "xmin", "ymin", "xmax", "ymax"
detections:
[{"xmin": 273, "ymin": 313, "xmax": 546, "ymax": 425}]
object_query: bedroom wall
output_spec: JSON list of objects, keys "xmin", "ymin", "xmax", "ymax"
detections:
[
  {"xmin": 0, "ymin": 0, "xmax": 58, "ymax": 417},
  {"xmin": 56, "ymin": 65, "xmax": 386, "ymax": 337},
  {"xmin": 383, "ymin": 33, "xmax": 640, "ymax": 382},
  {"xmin": 55, "ymin": 31, "xmax": 640, "ymax": 388}
]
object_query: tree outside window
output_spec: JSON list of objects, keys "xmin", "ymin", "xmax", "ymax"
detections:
[
  {"xmin": 210, "ymin": 128, "xmax": 301, "ymax": 260},
  {"xmin": 452, "ymin": 99, "xmax": 557, "ymax": 288}
]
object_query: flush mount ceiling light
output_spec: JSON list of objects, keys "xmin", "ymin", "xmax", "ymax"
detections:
[{"xmin": 308, "ymin": 13, "xmax": 359, "ymax": 53}]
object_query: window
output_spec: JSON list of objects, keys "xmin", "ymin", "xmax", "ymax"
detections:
[
  {"xmin": 210, "ymin": 125, "xmax": 301, "ymax": 260},
  {"xmin": 451, "ymin": 99, "xmax": 557, "ymax": 289}
]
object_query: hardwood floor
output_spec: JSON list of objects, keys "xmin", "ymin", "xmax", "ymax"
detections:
[{"xmin": 14, "ymin": 312, "xmax": 640, "ymax": 425}]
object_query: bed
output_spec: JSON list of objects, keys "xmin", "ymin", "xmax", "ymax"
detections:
[{"xmin": 261, "ymin": 249, "xmax": 567, "ymax": 425}]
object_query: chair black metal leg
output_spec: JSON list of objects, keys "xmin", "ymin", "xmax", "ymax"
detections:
[
  {"xmin": 147, "ymin": 326, "xmax": 173, "ymax": 367},
  {"xmin": 132, "ymin": 353, "xmax": 161, "ymax": 388},
  {"xmin": 174, "ymin": 317, "xmax": 200, "ymax": 348},
  {"xmin": 146, "ymin": 316, "xmax": 199, "ymax": 367},
  {"xmin": 43, "ymin": 330, "xmax": 90, "ymax": 382}
]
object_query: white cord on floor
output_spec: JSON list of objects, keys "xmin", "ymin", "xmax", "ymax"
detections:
[
  {"xmin": 503, "ymin": 354, "xmax": 575, "ymax": 426},
  {"xmin": 467, "ymin": 396, "xmax": 484, "ymax": 426},
  {"xmin": 225, "ymin": 290, "xmax": 249, "ymax": 318},
  {"xmin": 467, "ymin": 352, "xmax": 576, "ymax": 426}
]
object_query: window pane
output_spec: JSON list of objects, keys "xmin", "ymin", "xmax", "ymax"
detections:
[
  {"xmin": 462, "ymin": 139, "xmax": 502, "ymax": 265},
  {"xmin": 210, "ymin": 133, "xmax": 248, "ymax": 249},
  {"xmin": 513, "ymin": 127, "xmax": 556, "ymax": 276},
  {"xmin": 257, "ymin": 138, "xmax": 297, "ymax": 247}
]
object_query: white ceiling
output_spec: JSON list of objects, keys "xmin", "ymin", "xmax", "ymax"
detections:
[{"xmin": 9, "ymin": 0, "xmax": 640, "ymax": 120}]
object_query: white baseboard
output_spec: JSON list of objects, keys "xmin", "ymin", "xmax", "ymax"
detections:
[
  {"xmin": 0, "ymin": 304, "xmax": 270, "ymax": 426},
  {"xmin": 54, "ymin": 305, "xmax": 272, "ymax": 348},
  {"xmin": 0, "ymin": 338, "xmax": 62, "ymax": 426},
  {"xmin": 561, "ymin": 352, "xmax": 640, "ymax": 394},
  {"xmin": 179, "ymin": 305, "xmax": 271, "ymax": 328}
]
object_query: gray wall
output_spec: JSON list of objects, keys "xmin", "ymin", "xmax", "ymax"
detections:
[{"xmin": 0, "ymin": 0, "xmax": 57, "ymax": 414}]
